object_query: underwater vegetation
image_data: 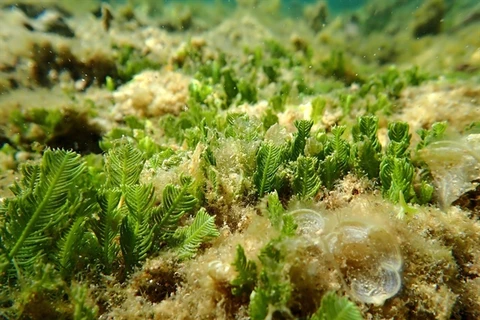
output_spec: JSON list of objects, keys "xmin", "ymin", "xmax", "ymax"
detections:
[{"xmin": 0, "ymin": 0, "xmax": 479, "ymax": 319}]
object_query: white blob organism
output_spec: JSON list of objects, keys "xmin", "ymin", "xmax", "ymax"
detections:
[
  {"xmin": 290, "ymin": 208, "xmax": 325, "ymax": 236},
  {"xmin": 349, "ymin": 266, "xmax": 402, "ymax": 305},
  {"xmin": 291, "ymin": 208, "xmax": 403, "ymax": 306},
  {"xmin": 418, "ymin": 134, "xmax": 480, "ymax": 209}
]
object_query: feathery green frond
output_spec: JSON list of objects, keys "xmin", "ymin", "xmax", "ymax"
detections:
[
  {"xmin": 153, "ymin": 177, "xmax": 198, "ymax": 235},
  {"xmin": 379, "ymin": 156, "xmax": 394, "ymax": 192},
  {"xmin": 318, "ymin": 126, "xmax": 351, "ymax": 189},
  {"xmin": 388, "ymin": 158, "xmax": 414, "ymax": 203},
  {"xmin": 416, "ymin": 121, "xmax": 447, "ymax": 151},
  {"xmin": 387, "ymin": 140, "xmax": 410, "ymax": 159},
  {"xmin": 293, "ymin": 156, "xmax": 321, "ymax": 199},
  {"xmin": 266, "ymin": 191, "xmax": 284, "ymax": 230},
  {"xmin": 71, "ymin": 282, "xmax": 99, "ymax": 320},
  {"xmin": 8, "ymin": 163, "xmax": 40, "ymax": 198},
  {"xmin": 417, "ymin": 180, "xmax": 434, "ymax": 205},
  {"xmin": 280, "ymin": 215, "xmax": 297, "ymax": 237},
  {"xmin": 120, "ymin": 214, "xmax": 154, "ymax": 273},
  {"xmin": 320, "ymin": 155, "xmax": 340, "ymax": 190},
  {"xmin": 120, "ymin": 184, "xmax": 156, "ymax": 273},
  {"xmin": 310, "ymin": 292, "xmax": 362, "ymax": 320},
  {"xmin": 205, "ymin": 165, "xmax": 220, "ymax": 195},
  {"xmin": 238, "ymin": 78, "xmax": 258, "ymax": 103},
  {"xmin": 249, "ymin": 287, "xmax": 270, "ymax": 320},
  {"xmin": 225, "ymin": 113, "xmax": 262, "ymax": 142},
  {"xmin": 0, "ymin": 254, "xmax": 9, "ymax": 276},
  {"xmin": 386, "ymin": 122, "xmax": 411, "ymax": 158},
  {"xmin": 92, "ymin": 190, "xmax": 124, "ymax": 273},
  {"xmin": 126, "ymin": 219, "xmax": 153, "ymax": 265},
  {"xmin": 355, "ymin": 115, "xmax": 381, "ymax": 145},
  {"xmin": 11, "ymin": 263, "xmax": 66, "ymax": 319},
  {"xmin": 311, "ymin": 96, "xmax": 327, "ymax": 120},
  {"xmin": 265, "ymin": 192, "xmax": 296, "ymax": 236},
  {"xmin": 105, "ymin": 143, "xmax": 145, "ymax": 189},
  {"xmin": 290, "ymin": 120, "xmax": 314, "ymax": 160},
  {"xmin": 380, "ymin": 157, "xmax": 414, "ymax": 203},
  {"xmin": 223, "ymin": 68, "xmax": 239, "ymax": 105},
  {"xmin": 55, "ymin": 217, "xmax": 85, "ymax": 279},
  {"xmin": 254, "ymin": 143, "xmax": 283, "ymax": 197},
  {"xmin": 380, "ymin": 121, "xmax": 416, "ymax": 204},
  {"xmin": 231, "ymin": 245, "xmax": 258, "ymax": 297},
  {"xmin": 352, "ymin": 116, "xmax": 382, "ymax": 179},
  {"xmin": 328, "ymin": 126, "xmax": 351, "ymax": 172},
  {"xmin": 353, "ymin": 141, "xmax": 381, "ymax": 179},
  {"xmin": 2, "ymin": 149, "xmax": 85, "ymax": 272},
  {"xmin": 249, "ymin": 241, "xmax": 292, "ymax": 320},
  {"xmin": 388, "ymin": 122, "xmax": 410, "ymax": 143},
  {"xmin": 173, "ymin": 208, "xmax": 219, "ymax": 259},
  {"xmin": 119, "ymin": 216, "xmax": 136, "ymax": 273},
  {"xmin": 124, "ymin": 184, "xmax": 155, "ymax": 221}
]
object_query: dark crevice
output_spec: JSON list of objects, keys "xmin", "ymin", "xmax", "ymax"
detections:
[
  {"xmin": 30, "ymin": 42, "xmax": 117, "ymax": 89},
  {"xmin": 3, "ymin": 3, "xmax": 72, "ymax": 19},
  {"xmin": 133, "ymin": 259, "xmax": 183, "ymax": 304},
  {"xmin": 452, "ymin": 181, "xmax": 480, "ymax": 219},
  {"xmin": 45, "ymin": 110, "xmax": 103, "ymax": 155}
]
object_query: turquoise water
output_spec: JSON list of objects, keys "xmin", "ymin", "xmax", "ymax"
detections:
[
  {"xmin": 103, "ymin": 0, "xmax": 367, "ymax": 15},
  {"xmin": 97, "ymin": 0, "xmax": 478, "ymax": 24}
]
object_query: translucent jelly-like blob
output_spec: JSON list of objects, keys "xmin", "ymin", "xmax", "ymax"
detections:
[
  {"xmin": 365, "ymin": 227, "xmax": 402, "ymax": 270},
  {"xmin": 349, "ymin": 266, "xmax": 402, "ymax": 305},
  {"xmin": 326, "ymin": 221, "xmax": 402, "ymax": 306},
  {"xmin": 290, "ymin": 208, "xmax": 403, "ymax": 305},
  {"xmin": 290, "ymin": 209, "xmax": 325, "ymax": 235}
]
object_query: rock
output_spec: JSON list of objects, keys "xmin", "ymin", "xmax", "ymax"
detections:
[
  {"xmin": 2, "ymin": 2, "xmax": 72, "ymax": 19},
  {"xmin": 159, "ymin": 6, "xmax": 193, "ymax": 32},
  {"xmin": 101, "ymin": 4, "xmax": 114, "ymax": 31},
  {"xmin": 413, "ymin": 0, "xmax": 446, "ymax": 38},
  {"xmin": 29, "ymin": 42, "xmax": 117, "ymax": 88},
  {"xmin": 34, "ymin": 10, "xmax": 75, "ymax": 38},
  {"xmin": 304, "ymin": 1, "xmax": 328, "ymax": 33}
]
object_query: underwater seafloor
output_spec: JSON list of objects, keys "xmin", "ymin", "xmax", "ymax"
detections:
[{"xmin": 0, "ymin": 0, "xmax": 479, "ymax": 319}]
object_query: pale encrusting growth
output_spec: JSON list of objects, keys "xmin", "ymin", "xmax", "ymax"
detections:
[{"xmin": 112, "ymin": 71, "xmax": 190, "ymax": 119}]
